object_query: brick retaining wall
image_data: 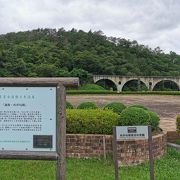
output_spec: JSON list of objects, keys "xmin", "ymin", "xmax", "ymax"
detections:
[{"xmin": 66, "ymin": 132, "xmax": 166, "ymax": 165}]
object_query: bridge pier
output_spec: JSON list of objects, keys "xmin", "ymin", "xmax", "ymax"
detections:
[{"xmin": 117, "ymin": 84, "xmax": 122, "ymax": 93}]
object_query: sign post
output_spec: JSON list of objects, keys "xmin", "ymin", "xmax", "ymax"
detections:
[
  {"xmin": 148, "ymin": 126, "xmax": 154, "ymax": 180},
  {"xmin": 0, "ymin": 77, "xmax": 79, "ymax": 180},
  {"xmin": 113, "ymin": 126, "xmax": 154, "ymax": 180},
  {"xmin": 113, "ymin": 127, "xmax": 119, "ymax": 180}
]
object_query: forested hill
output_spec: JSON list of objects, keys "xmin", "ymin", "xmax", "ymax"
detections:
[{"xmin": 0, "ymin": 28, "xmax": 180, "ymax": 82}]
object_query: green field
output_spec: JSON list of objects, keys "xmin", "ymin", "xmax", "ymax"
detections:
[{"xmin": 0, "ymin": 148, "xmax": 179, "ymax": 180}]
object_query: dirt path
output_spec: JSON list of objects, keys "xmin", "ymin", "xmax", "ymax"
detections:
[{"xmin": 67, "ymin": 95, "xmax": 180, "ymax": 132}]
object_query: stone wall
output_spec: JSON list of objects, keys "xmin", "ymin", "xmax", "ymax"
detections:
[
  {"xmin": 66, "ymin": 132, "xmax": 166, "ymax": 165},
  {"xmin": 167, "ymin": 131, "xmax": 180, "ymax": 143}
]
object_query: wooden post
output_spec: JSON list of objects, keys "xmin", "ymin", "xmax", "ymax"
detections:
[
  {"xmin": 113, "ymin": 127, "xmax": 119, "ymax": 180},
  {"xmin": 148, "ymin": 126, "xmax": 154, "ymax": 180},
  {"xmin": 103, "ymin": 136, "xmax": 106, "ymax": 159},
  {"xmin": 57, "ymin": 84, "xmax": 66, "ymax": 180}
]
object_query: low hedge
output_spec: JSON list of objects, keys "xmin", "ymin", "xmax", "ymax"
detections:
[
  {"xmin": 67, "ymin": 90, "xmax": 115, "ymax": 94},
  {"xmin": 104, "ymin": 102, "xmax": 126, "ymax": 115},
  {"xmin": 66, "ymin": 109, "xmax": 119, "ymax": 134},
  {"xmin": 66, "ymin": 101, "xmax": 74, "ymax": 109},
  {"xmin": 77, "ymin": 102, "xmax": 98, "ymax": 109},
  {"xmin": 79, "ymin": 84, "xmax": 105, "ymax": 90},
  {"xmin": 67, "ymin": 90, "xmax": 180, "ymax": 95},
  {"xmin": 177, "ymin": 114, "xmax": 180, "ymax": 131}
]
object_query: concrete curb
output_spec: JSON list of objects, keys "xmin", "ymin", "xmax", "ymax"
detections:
[{"xmin": 167, "ymin": 143, "xmax": 180, "ymax": 151}]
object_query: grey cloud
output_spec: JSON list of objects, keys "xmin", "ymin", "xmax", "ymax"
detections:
[{"xmin": 0, "ymin": 0, "xmax": 180, "ymax": 53}]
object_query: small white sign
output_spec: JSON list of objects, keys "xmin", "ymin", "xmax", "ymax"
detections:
[
  {"xmin": 0, "ymin": 87, "xmax": 56, "ymax": 152},
  {"xmin": 116, "ymin": 126, "xmax": 148, "ymax": 140}
]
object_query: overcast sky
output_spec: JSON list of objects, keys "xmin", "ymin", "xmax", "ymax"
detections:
[{"xmin": 0, "ymin": 0, "xmax": 180, "ymax": 54}]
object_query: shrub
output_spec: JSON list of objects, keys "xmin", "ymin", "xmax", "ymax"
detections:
[
  {"xmin": 147, "ymin": 111, "xmax": 160, "ymax": 131},
  {"xmin": 79, "ymin": 84, "xmax": 105, "ymax": 90},
  {"xmin": 66, "ymin": 101, "xmax": 74, "ymax": 109},
  {"xmin": 77, "ymin": 102, "xmax": 98, "ymax": 109},
  {"xmin": 119, "ymin": 107, "xmax": 150, "ymax": 126},
  {"xmin": 66, "ymin": 109, "xmax": 119, "ymax": 134},
  {"xmin": 177, "ymin": 114, "xmax": 180, "ymax": 131},
  {"xmin": 119, "ymin": 107, "xmax": 160, "ymax": 131},
  {"xmin": 128, "ymin": 104, "xmax": 148, "ymax": 110},
  {"xmin": 104, "ymin": 102, "xmax": 126, "ymax": 115}
]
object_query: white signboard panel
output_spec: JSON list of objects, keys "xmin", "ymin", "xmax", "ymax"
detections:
[
  {"xmin": 116, "ymin": 126, "xmax": 148, "ymax": 140},
  {"xmin": 0, "ymin": 87, "xmax": 56, "ymax": 151}
]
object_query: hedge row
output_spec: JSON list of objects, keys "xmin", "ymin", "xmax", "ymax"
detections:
[
  {"xmin": 66, "ymin": 100, "xmax": 160, "ymax": 134},
  {"xmin": 79, "ymin": 84, "xmax": 106, "ymax": 91},
  {"xmin": 67, "ymin": 90, "xmax": 116, "ymax": 94},
  {"xmin": 177, "ymin": 114, "xmax": 180, "ymax": 131},
  {"xmin": 67, "ymin": 90, "xmax": 180, "ymax": 95},
  {"xmin": 66, "ymin": 108, "xmax": 160, "ymax": 134},
  {"xmin": 66, "ymin": 109, "xmax": 119, "ymax": 134}
]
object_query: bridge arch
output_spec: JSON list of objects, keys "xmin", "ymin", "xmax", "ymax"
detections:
[
  {"xmin": 93, "ymin": 75, "xmax": 180, "ymax": 92},
  {"xmin": 121, "ymin": 79, "xmax": 148, "ymax": 91},
  {"xmin": 95, "ymin": 78, "xmax": 117, "ymax": 91},
  {"xmin": 153, "ymin": 80, "xmax": 180, "ymax": 91}
]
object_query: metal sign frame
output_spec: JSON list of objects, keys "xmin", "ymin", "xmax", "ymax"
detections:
[
  {"xmin": 113, "ymin": 126, "xmax": 154, "ymax": 180},
  {"xmin": 0, "ymin": 79, "xmax": 66, "ymax": 180}
]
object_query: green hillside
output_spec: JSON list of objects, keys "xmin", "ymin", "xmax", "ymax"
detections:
[{"xmin": 0, "ymin": 28, "xmax": 180, "ymax": 83}]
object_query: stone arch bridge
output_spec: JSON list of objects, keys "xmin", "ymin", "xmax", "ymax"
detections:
[{"xmin": 93, "ymin": 75, "xmax": 180, "ymax": 92}]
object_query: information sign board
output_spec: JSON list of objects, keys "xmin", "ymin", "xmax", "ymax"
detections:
[
  {"xmin": 0, "ymin": 77, "xmax": 79, "ymax": 180},
  {"xmin": 116, "ymin": 126, "xmax": 148, "ymax": 140},
  {"xmin": 0, "ymin": 87, "xmax": 56, "ymax": 152},
  {"xmin": 113, "ymin": 126, "xmax": 154, "ymax": 180}
]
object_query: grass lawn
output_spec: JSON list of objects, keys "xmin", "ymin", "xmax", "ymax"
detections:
[
  {"xmin": 176, "ymin": 139, "xmax": 180, "ymax": 145},
  {"xmin": 0, "ymin": 148, "xmax": 179, "ymax": 180}
]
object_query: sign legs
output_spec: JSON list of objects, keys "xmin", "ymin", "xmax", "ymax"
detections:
[
  {"xmin": 113, "ymin": 126, "xmax": 154, "ymax": 180},
  {"xmin": 113, "ymin": 127, "xmax": 119, "ymax": 180},
  {"xmin": 148, "ymin": 126, "xmax": 154, "ymax": 180}
]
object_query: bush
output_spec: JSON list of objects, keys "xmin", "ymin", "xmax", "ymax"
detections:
[
  {"xmin": 119, "ymin": 107, "xmax": 149, "ymax": 126},
  {"xmin": 119, "ymin": 107, "xmax": 160, "ymax": 131},
  {"xmin": 147, "ymin": 111, "xmax": 160, "ymax": 131},
  {"xmin": 104, "ymin": 102, "xmax": 126, "ymax": 115},
  {"xmin": 128, "ymin": 104, "xmax": 148, "ymax": 110},
  {"xmin": 79, "ymin": 84, "xmax": 105, "ymax": 90},
  {"xmin": 66, "ymin": 109, "xmax": 119, "ymax": 134},
  {"xmin": 177, "ymin": 114, "xmax": 180, "ymax": 131},
  {"xmin": 77, "ymin": 102, "xmax": 98, "ymax": 109},
  {"xmin": 66, "ymin": 101, "xmax": 74, "ymax": 109}
]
